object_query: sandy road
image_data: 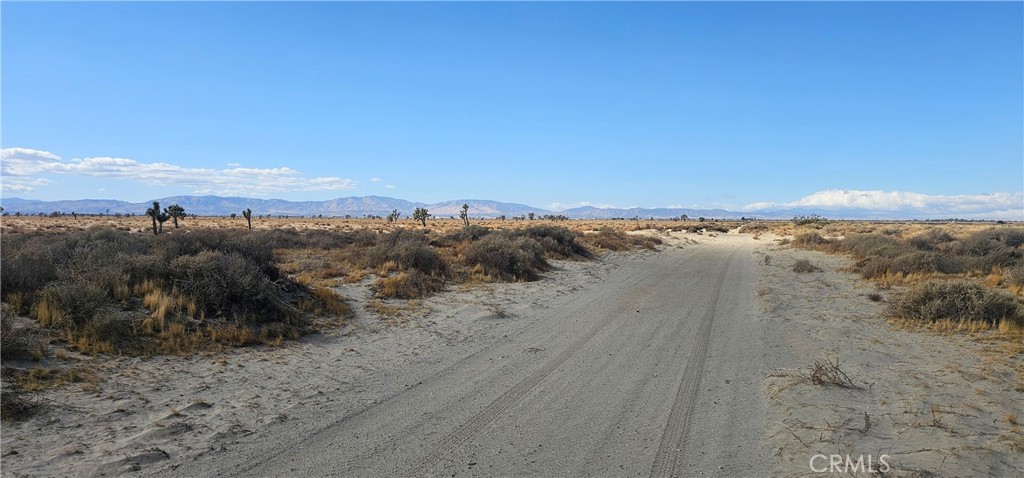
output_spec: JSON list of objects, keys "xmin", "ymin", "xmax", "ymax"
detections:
[{"xmin": 162, "ymin": 235, "xmax": 780, "ymax": 477}]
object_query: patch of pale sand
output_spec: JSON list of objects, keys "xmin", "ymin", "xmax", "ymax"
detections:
[
  {"xmin": 0, "ymin": 252, "xmax": 647, "ymax": 477},
  {"xmin": 755, "ymin": 240, "xmax": 1024, "ymax": 477}
]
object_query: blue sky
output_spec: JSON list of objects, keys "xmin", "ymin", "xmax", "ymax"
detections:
[{"xmin": 2, "ymin": 2, "xmax": 1022, "ymax": 217}]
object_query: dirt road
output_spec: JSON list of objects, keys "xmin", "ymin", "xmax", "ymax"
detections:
[{"xmin": 159, "ymin": 236, "xmax": 781, "ymax": 477}]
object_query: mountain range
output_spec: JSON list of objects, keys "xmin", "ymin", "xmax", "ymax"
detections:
[
  {"xmin": 0, "ymin": 195, "xmax": 1002, "ymax": 220},
  {"xmin": 0, "ymin": 195, "xmax": 747, "ymax": 220}
]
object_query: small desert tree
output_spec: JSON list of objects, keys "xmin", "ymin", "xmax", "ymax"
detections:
[
  {"xmin": 156, "ymin": 210, "xmax": 170, "ymax": 234},
  {"xmin": 528, "ymin": 212, "xmax": 535, "ymax": 221},
  {"xmin": 387, "ymin": 209, "xmax": 401, "ymax": 223},
  {"xmin": 413, "ymin": 207, "xmax": 430, "ymax": 227},
  {"xmin": 165, "ymin": 204, "xmax": 186, "ymax": 228},
  {"xmin": 460, "ymin": 203, "xmax": 470, "ymax": 227},
  {"xmin": 145, "ymin": 201, "xmax": 161, "ymax": 235},
  {"xmin": 242, "ymin": 208, "xmax": 253, "ymax": 230}
]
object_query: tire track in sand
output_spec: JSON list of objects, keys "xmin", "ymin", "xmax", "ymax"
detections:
[{"xmin": 649, "ymin": 249, "xmax": 737, "ymax": 477}]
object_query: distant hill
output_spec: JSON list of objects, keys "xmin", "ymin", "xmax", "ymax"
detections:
[
  {"xmin": 2, "ymin": 195, "xmax": 963, "ymax": 220},
  {"xmin": 561, "ymin": 205, "xmax": 740, "ymax": 220}
]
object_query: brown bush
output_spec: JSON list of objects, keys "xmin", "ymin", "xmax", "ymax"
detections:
[
  {"xmin": 792, "ymin": 259, "xmax": 821, "ymax": 273},
  {"xmin": 889, "ymin": 281, "xmax": 1023, "ymax": 327},
  {"xmin": 374, "ymin": 271, "xmax": 445, "ymax": 299},
  {"xmin": 584, "ymin": 229, "xmax": 662, "ymax": 251},
  {"xmin": 464, "ymin": 233, "xmax": 548, "ymax": 281}
]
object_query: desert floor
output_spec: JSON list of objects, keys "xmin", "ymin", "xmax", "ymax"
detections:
[{"xmin": 1, "ymin": 231, "xmax": 1021, "ymax": 477}]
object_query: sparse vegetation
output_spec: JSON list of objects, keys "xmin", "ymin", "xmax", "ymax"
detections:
[
  {"xmin": 792, "ymin": 259, "xmax": 820, "ymax": 273},
  {"xmin": 0, "ymin": 227, "xmax": 351, "ymax": 356},
  {"xmin": 464, "ymin": 233, "xmax": 548, "ymax": 281},
  {"xmin": 888, "ymin": 281, "xmax": 1022, "ymax": 327},
  {"xmin": 582, "ymin": 229, "xmax": 662, "ymax": 251},
  {"xmin": 413, "ymin": 207, "xmax": 430, "ymax": 227}
]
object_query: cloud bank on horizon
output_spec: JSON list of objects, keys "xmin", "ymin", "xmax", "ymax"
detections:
[
  {"xmin": 1, "ymin": 147, "xmax": 1021, "ymax": 220},
  {"xmin": 1, "ymin": 147, "xmax": 356, "ymax": 197}
]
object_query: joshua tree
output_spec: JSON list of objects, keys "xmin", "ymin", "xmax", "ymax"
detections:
[
  {"xmin": 71, "ymin": 211, "xmax": 77, "ymax": 220},
  {"xmin": 145, "ymin": 201, "xmax": 161, "ymax": 235},
  {"xmin": 165, "ymin": 204, "xmax": 186, "ymax": 228},
  {"xmin": 460, "ymin": 203, "xmax": 470, "ymax": 227},
  {"xmin": 230, "ymin": 213, "xmax": 237, "ymax": 219},
  {"xmin": 242, "ymin": 208, "xmax": 253, "ymax": 230},
  {"xmin": 387, "ymin": 209, "xmax": 401, "ymax": 223},
  {"xmin": 157, "ymin": 210, "xmax": 170, "ymax": 234},
  {"xmin": 413, "ymin": 207, "xmax": 430, "ymax": 227},
  {"xmin": 528, "ymin": 212, "xmax": 535, "ymax": 221}
]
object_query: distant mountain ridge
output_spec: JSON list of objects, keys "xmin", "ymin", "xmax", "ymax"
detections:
[
  {"xmin": 1, "ymin": 195, "xmax": 995, "ymax": 220},
  {"xmin": 0, "ymin": 195, "xmax": 752, "ymax": 220}
]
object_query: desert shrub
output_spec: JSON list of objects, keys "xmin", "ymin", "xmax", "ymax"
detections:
[
  {"xmin": 889, "ymin": 252, "xmax": 941, "ymax": 275},
  {"xmin": 84, "ymin": 309, "xmax": 139, "ymax": 351},
  {"xmin": 793, "ymin": 214, "xmax": 828, "ymax": 226},
  {"xmin": 517, "ymin": 226, "xmax": 592, "ymax": 259},
  {"xmin": 373, "ymin": 271, "xmax": 445, "ymax": 299},
  {"xmin": 37, "ymin": 280, "xmax": 108, "ymax": 327},
  {"xmin": 1006, "ymin": 263, "xmax": 1024, "ymax": 287},
  {"xmin": 0, "ymin": 235, "xmax": 60, "ymax": 303},
  {"xmin": 793, "ymin": 259, "xmax": 820, "ymax": 273},
  {"xmin": 585, "ymin": 229, "xmax": 662, "ymax": 251},
  {"xmin": 367, "ymin": 230, "xmax": 447, "ymax": 277},
  {"xmin": 464, "ymin": 234, "xmax": 548, "ymax": 281},
  {"xmin": 791, "ymin": 232, "xmax": 831, "ymax": 248},
  {"xmin": 171, "ymin": 251, "xmax": 286, "ymax": 321},
  {"xmin": 1, "ymin": 386, "xmax": 40, "ymax": 422},
  {"xmin": 438, "ymin": 225, "xmax": 492, "ymax": 246},
  {"xmin": 840, "ymin": 234, "xmax": 904, "ymax": 260},
  {"xmin": 741, "ymin": 223, "xmax": 770, "ymax": 233},
  {"xmin": 906, "ymin": 229, "xmax": 955, "ymax": 251},
  {"xmin": 889, "ymin": 281, "xmax": 1022, "ymax": 326},
  {"xmin": 1, "ymin": 305, "xmax": 45, "ymax": 361}
]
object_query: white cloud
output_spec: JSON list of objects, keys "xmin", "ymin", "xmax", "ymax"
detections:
[
  {"xmin": 226, "ymin": 162, "xmax": 241, "ymax": 168},
  {"xmin": 1, "ymin": 147, "xmax": 357, "ymax": 195},
  {"xmin": 371, "ymin": 177, "xmax": 383, "ymax": 183},
  {"xmin": 384, "ymin": 184, "xmax": 397, "ymax": 189},
  {"xmin": 742, "ymin": 189, "xmax": 1024, "ymax": 219}
]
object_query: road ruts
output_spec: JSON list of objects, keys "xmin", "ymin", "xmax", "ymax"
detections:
[
  {"xmin": 649, "ymin": 249, "xmax": 737, "ymax": 478},
  {"xmin": 405, "ymin": 280, "xmax": 641, "ymax": 477}
]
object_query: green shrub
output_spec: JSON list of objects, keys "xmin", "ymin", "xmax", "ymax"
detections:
[{"xmin": 889, "ymin": 281, "xmax": 1022, "ymax": 326}]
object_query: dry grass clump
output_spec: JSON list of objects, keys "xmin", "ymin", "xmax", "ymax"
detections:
[
  {"xmin": 792, "ymin": 259, "xmax": 821, "ymax": 273},
  {"xmin": 582, "ymin": 229, "xmax": 662, "ymax": 251},
  {"xmin": 1, "ymin": 386, "xmax": 41, "ymax": 422},
  {"xmin": 791, "ymin": 232, "xmax": 833, "ymax": 248},
  {"xmin": 804, "ymin": 356, "xmax": 857, "ymax": 388},
  {"xmin": 889, "ymin": 281, "xmax": 1023, "ymax": 328}
]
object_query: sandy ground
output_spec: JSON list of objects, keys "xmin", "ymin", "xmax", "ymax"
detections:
[
  {"xmin": 755, "ymin": 237, "xmax": 1024, "ymax": 477},
  {"xmin": 2, "ymin": 231, "xmax": 1021, "ymax": 477}
]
